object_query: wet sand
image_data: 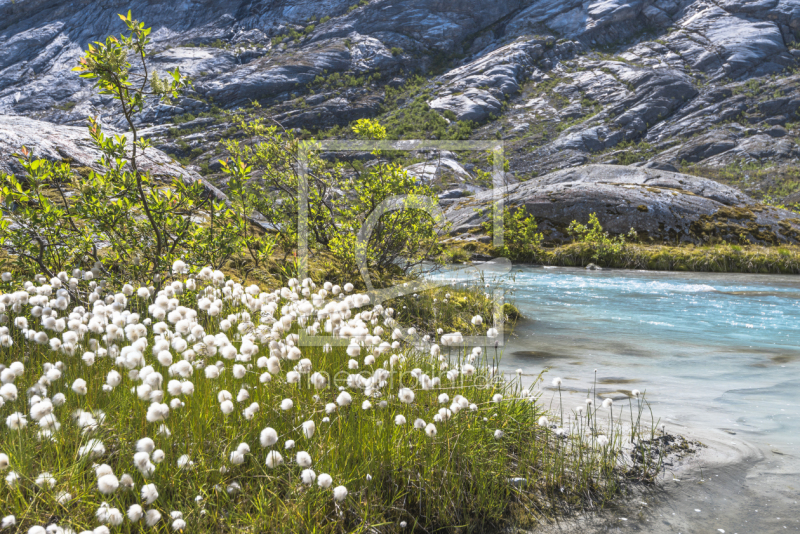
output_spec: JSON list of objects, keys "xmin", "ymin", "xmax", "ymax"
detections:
[{"xmin": 529, "ymin": 425, "xmax": 799, "ymax": 534}]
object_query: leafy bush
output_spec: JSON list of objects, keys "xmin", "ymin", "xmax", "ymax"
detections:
[
  {"xmin": 482, "ymin": 207, "xmax": 543, "ymax": 261},
  {"xmin": 0, "ymin": 12, "xmax": 247, "ymax": 285},
  {"xmin": 567, "ymin": 212, "xmax": 637, "ymax": 264},
  {"xmin": 223, "ymin": 115, "xmax": 445, "ymax": 285}
]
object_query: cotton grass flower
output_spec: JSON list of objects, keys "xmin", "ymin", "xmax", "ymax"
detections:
[
  {"xmin": 424, "ymin": 423, "xmax": 437, "ymax": 437},
  {"xmin": 397, "ymin": 387, "xmax": 414, "ymax": 404},
  {"xmin": 141, "ymin": 483, "xmax": 159, "ymax": 504},
  {"xmin": 1, "ymin": 516, "xmax": 15, "ymax": 529},
  {"xmin": 317, "ymin": 473, "xmax": 333, "ymax": 489},
  {"xmin": 394, "ymin": 414, "xmax": 407, "ymax": 426},
  {"xmin": 260, "ymin": 427, "xmax": 278, "ymax": 447},
  {"xmin": 301, "ymin": 420, "xmax": 316, "ymax": 439},
  {"xmin": 136, "ymin": 438, "xmax": 155, "ymax": 453},
  {"xmin": 145, "ymin": 509, "xmax": 162, "ymax": 527},
  {"xmin": 105, "ymin": 507, "xmax": 123, "ymax": 526},
  {"xmin": 296, "ymin": 451, "xmax": 312, "ymax": 467},
  {"xmin": 265, "ymin": 451, "xmax": 283, "ymax": 468},
  {"xmin": 6, "ymin": 412, "xmax": 26, "ymax": 430},
  {"xmin": 538, "ymin": 416, "xmax": 549, "ymax": 427},
  {"xmin": 602, "ymin": 398, "xmax": 613, "ymax": 408},
  {"xmin": 333, "ymin": 485, "xmax": 348, "ymax": 502},
  {"xmin": 597, "ymin": 435, "xmax": 609, "ymax": 447},
  {"xmin": 97, "ymin": 474, "xmax": 119, "ymax": 495},
  {"xmin": 127, "ymin": 504, "xmax": 144, "ymax": 522},
  {"xmin": 336, "ymin": 391, "xmax": 352, "ymax": 406},
  {"xmin": 35, "ymin": 472, "xmax": 56, "ymax": 488},
  {"xmin": 300, "ymin": 469, "xmax": 316, "ymax": 485},
  {"xmin": 5, "ymin": 471, "xmax": 19, "ymax": 487},
  {"xmin": 71, "ymin": 378, "xmax": 87, "ymax": 395}
]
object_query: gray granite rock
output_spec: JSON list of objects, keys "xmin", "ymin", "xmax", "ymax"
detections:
[{"xmin": 444, "ymin": 165, "xmax": 800, "ymax": 245}]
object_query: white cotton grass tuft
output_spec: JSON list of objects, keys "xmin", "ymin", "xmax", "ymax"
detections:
[
  {"xmin": 333, "ymin": 485, "xmax": 348, "ymax": 502},
  {"xmin": 317, "ymin": 473, "xmax": 333, "ymax": 489},
  {"xmin": 397, "ymin": 387, "xmax": 415, "ymax": 404},
  {"xmin": 296, "ymin": 451, "xmax": 312, "ymax": 467},
  {"xmin": 301, "ymin": 420, "xmax": 316, "ymax": 439},
  {"xmin": 602, "ymin": 398, "xmax": 613, "ymax": 408},
  {"xmin": 145, "ymin": 509, "xmax": 162, "ymax": 527},
  {"xmin": 1, "ymin": 515, "xmax": 15, "ymax": 529},
  {"xmin": 538, "ymin": 416, "xmax": 549, "ymax": 427},
  {"xmin": 97, "ymin": 474, "xmax": 119, "ymax": 495},
  {"xmin": 71, "ymin": 378, "xmax": 88, "ymax": 395},
  {"xmin": 0, "ymin": 453, "xmax": 9, "ymax": 471},
  {"xmin": 260, "ymin": 427, "xmax": 278, "ymax": 448},
  {"xmin": 136, "ymin": 438, "xmax": 155, "ymax": 453},
  {"xmin": 300, "ymin": 469, "xmax": 316, "ymax": 485},
  {"xmin": 128, "ymin": 504, "xmax": 144, "ymax": 522},
  {"xmin": 552, "ymin": 377, "xmax": 562, "ymax": 387},
  {"xmin": 265, "ymin": 451, "xmax": 284, "ymax": 468},
  {"xmin": 336, "ymin": 391, "xmax": 352, "ymax": 406},
  {"xmin": 597, "ymin": 435, "xmax": 609, "ymax": 447},
  {"xmin": 141, "ymin": 483, "xmax": 159, "ymax": 504}
]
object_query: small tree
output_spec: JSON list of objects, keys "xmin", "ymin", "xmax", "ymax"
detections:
[
  {"xmin": 482, "ymin": 206, "xmax": 543, "ymax": 261},
  {"xmin": 0, "ymin": 13, "xmax": 242, "ymax": 287},
  {"xmin": 223, "ymin": 115, "xmax": 445, "ymax": 285},
  {"xmin": 329, "ymin": 119, "xmax": 444, "ymax": 283},
  {"xmin": 567, "ymin": 212, "xmax": 637, "ymax": 264}
]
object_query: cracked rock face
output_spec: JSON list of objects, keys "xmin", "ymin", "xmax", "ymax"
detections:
[
  {"xmin": 445, "ymin": 165, "xmax": 800, "ymax": 245},
  {"xmin": 0, "ymin": 114, "xmax": 225, "ymax": 200},
  {"xmin": 2, "ymin": 0, "xmax": 800, "ymax": 244}
]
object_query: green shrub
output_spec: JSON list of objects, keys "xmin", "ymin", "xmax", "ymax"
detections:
[
  {"xmin": 0, "ymin": 12, "xmax": 248, "ymax": 284},
  {"xmin": 483, "ymin": 206, "xmax": 543, "ymax": 261},
  {"xmin": 567, "ymin": 212, "xmax": 637, "ymax": 264}
]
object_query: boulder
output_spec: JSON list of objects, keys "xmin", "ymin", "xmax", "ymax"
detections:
[
  {"xmin": 444, "ymin": 165, "xmax": 800, "ymax": 245},
  {"xmin": 0, "ymin": 114, "xmax": 226, "ymax": 200}
]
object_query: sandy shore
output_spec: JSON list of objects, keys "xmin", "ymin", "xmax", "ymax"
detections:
[{"xmin": 526, "ymin": 422, "xmax": 799, "ymax": 533}]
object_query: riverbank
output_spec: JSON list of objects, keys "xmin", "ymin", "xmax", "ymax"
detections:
[
  {"xmin": 452, "ymin": 241, "xmax": 800, "ymax": 274},
  {"xmin": 0, "ymin": 268, "xmax": 665, "ymax": 534},
  {"xmin": 525, "ymin": 424, "xmax": 773, "ymax": 534},
  {"xmin": 484, "ymin": 265, "xmax": 800, "ymax": 533}
]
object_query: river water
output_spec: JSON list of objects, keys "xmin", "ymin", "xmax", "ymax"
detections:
[{"xmin": 434, "ymin": 265, "xmax": 800, "ymax": 533}]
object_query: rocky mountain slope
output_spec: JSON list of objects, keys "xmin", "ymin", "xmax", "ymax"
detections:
[{"xmin": 2, "ymin": 0, "xmax": 800, "ymax": 244}]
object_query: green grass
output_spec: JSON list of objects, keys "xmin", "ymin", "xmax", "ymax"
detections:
[
  {"xmin": 679, "ymin": 159, "xmax": 800, "ymax": 205},
  {"xmin": 460, "ymin": 241, "xmax": 800, "ymax": 273},
  {"xmin": 0, "ymin": 270, "xmax": 661, "ymax": 533}
]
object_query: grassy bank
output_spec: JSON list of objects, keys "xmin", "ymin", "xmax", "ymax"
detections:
[
  {"xmin": 456, "ymin": 241, "xmax": 800, "ymax": 274},
  {"xmin": 0, "ymin": 269, "xmax": 662, "ymax": 533}
]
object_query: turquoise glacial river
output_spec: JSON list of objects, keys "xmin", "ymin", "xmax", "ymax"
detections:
[{"xmin": 437, "ymin": 265, "xmax": 800, "ymax": 533}]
